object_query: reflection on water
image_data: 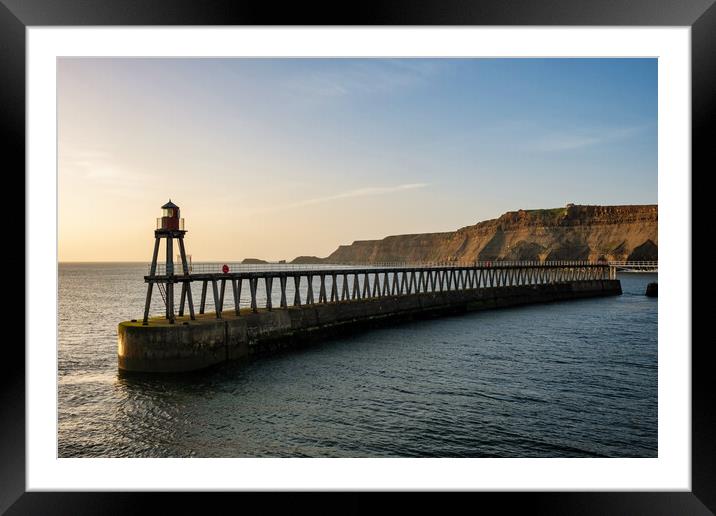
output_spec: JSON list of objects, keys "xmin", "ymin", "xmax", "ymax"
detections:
[{"xmin": 59, "ymin": 264, "xmax": 657, "ymax": 457}]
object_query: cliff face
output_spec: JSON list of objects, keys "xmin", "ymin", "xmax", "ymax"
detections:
[
  {"xmin": 291, "ymin": 256, "xmax": 325, "ymax": 264},
  {"xmin": 241, "ymin": 258, "xmax": 268, "ymax": 264},
  {"xmin": 322, "ymin": 204, "xmax": 657, "ymax": 263}
]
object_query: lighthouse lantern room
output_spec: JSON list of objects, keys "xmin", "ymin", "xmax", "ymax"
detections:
[{"xmin": 157, "ymin": 199, "xmax": 184, "ymax": 231}]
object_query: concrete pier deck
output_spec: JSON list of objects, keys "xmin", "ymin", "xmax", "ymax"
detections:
[{"xmin": 118, "ymin": 279, "xmax": 621, "ymax": 373}]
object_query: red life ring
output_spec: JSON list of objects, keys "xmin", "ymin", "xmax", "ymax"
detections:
[{"xmin": 222, "ymin": 264, "xmax": 229, "ymax": 274}]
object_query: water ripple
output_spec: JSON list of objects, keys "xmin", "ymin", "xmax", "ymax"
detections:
[{"xmin": 59, "ymin": 264, "xmax": 657, "ymax": 458}]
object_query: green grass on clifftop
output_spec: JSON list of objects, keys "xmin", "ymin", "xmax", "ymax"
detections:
[{"xmin": 525, "ymin": 207, "xmax": 568, "ymax": 217}]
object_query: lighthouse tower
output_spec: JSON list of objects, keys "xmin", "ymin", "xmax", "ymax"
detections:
[{"xmin": 143, "ymin": 200, "xmax": 195, "ymax": 325}]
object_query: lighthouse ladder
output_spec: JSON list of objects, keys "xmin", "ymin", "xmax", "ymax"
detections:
[{"xmin": 157, "ymin": 282, "xmax": 167, "ymax": 307}]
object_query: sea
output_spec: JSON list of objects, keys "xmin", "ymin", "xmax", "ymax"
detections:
[{"xmin": 58, "ymin": 263, "xmax": 657, "ymax": 458}]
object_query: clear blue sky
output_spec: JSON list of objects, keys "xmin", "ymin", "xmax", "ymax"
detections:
[{"xmin": 59, "ymin": 58, "xmax": 657, "ymax": 261}]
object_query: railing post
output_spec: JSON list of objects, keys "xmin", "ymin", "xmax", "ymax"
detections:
[
  {"xmin": 279, "ymin": 276, "xmax": 287, "ymax": 309},
  {"xmin": 142, "ymin": 236, "xmax": 161, "ymax": 324},
  {"xmin": 250, "ymin": 277, "xmax": 258, "ymax": 313},
  {"xmin": 200, "ymin": 280, "xmax": 207, "ymax": 314},
  {"xmin": 233, "ymin": 277, "xmax": 241, "ymax": 315},
  {"xmin": 293, "ymin": 275, "xmax": 301, "ymax": 306},
  {"xmin": 319, "ymin": 274, "xmax": 327, "ymax": 303},
  {"xmin": 265, "ymin": 276, "xmax": 273, "ymax": 310},
  {"xmin": 165, "ymin": 237, "xmax": 175, "ymax": 323},
  {"xmin": 219, "ymin": 278, "xmax": 226, "ymax": 313},
  {"xmin": 342, "ymin": 273, "xmax": 350, "ymax": 300},
  {"xmin": 211, "ymin": 279, "xmax": 221, "ymax": 319},
  {"xmin": 306, "ymin": 274, "xmax": 314, "ymax": 304},
  {"xmin": 352, "ymin": 273, "xmax": 360, "ymax": 299},
  {"xmin": 179, "ymin": 282, "xmax": 187, "ymax": 316},
  {"xmin": 176, "ymin": 239, "xmax": 195, "ymax": 320},
  {"xmin": 330, "ymin": 273, "xmax": 338, "ymax": 302}
]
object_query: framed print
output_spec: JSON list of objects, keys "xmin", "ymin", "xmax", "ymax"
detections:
[{"xmin": 5, "ymin": 0, "xmax": 711, "ymax": 513}]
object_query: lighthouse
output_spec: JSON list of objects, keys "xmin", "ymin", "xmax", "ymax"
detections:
[{"xmin": 142, "ymin": 200, "xmax": 195, "ymax": 325}]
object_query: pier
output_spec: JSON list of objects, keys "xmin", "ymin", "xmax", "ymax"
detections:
[
  {"xmin": 118, "ymin": 201, "xmax": 623, "ymax": 373},
  {"xmin": 608, "ymin": 261, "xmax": 658, "ymax": 273},
  {"xmin": 146, "ymin": 261, "xmax": 619, "ymax": 322}
]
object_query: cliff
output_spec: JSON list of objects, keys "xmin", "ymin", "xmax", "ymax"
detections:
[
  {"xmin": 290, "ymin": 256, "xmax": 326, "ymax": 264},
  {"xmin": 317, "ymin": 204, "xmax": 657, "ymax": 264},
  {"xmin": 241, "ymin": 258, "xmax": 268, "ymax": 264}
]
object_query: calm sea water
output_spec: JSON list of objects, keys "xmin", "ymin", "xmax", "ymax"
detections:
[{"xmin": 58, "ymin": 264, "xmax": 657, "ymax": 458}]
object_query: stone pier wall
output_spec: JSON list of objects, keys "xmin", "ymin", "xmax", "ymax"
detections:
[{"xmin": 118, "ymin": 279, "xmax": 621, "ymax": 373}]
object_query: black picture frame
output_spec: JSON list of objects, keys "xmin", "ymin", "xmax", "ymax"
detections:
[{"xmin": 4, "ymin": 0, "xmax": 709, "ymax": 513}]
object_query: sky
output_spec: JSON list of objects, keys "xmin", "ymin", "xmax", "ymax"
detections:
[{"xmin": 58, "ymin": 58, "xmax": 657, "ymax": 262}]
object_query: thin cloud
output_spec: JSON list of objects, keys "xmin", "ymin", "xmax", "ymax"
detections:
[
  {"xmin": 60, "ymin": 147, "xmax": 153, "ymax": 199},
  {"xmin": 527, "ymin": 125, "xmax": 648, "ymax": 152},
  {"xmin": 530, "ymin": 134, "xmax": 603, "ymax": 152},
  {"xmin": 286, "ymin": 60, "xmax": 448, "ymax": 99},
  {"xmin": 258, "ymin": 183, "xmax": 429, "ymax": 213}
]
